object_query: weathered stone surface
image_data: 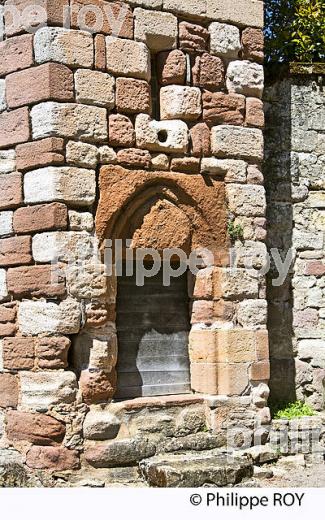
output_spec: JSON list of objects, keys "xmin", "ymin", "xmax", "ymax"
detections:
[
  {"xmin": 192, "ymin": 53, "xmax": 224, "ymax": 90},
  {"xmin": 215, "ymin": 267, "xmax": 260, "ymax": 299},
  {"xmin": 2, "ymin": 337, "xmax": 35, "ymax": 370},
  {"xmin": 211, "ymin": 126, "xmax": 264, "ymax": 160},
  {"xmin": 179, "ymin": 22, "xmax": 209, "ymax": 53},
  {"xmin": 36, "ymin": 337, "xmax": 70, "ymax": 370},
  {"xmin": 20, "ymin": 371, "xmax": 77, "ymax": 411},
  {"xmin": 7, "ymin": 265, "xmax": 65, "ymax": 298},
  {"xmin": 16, "ymin": 138, "xmax": 65, "ymax": 171},
  {"xmin": 246, "ymin": 97, "xmax": 265, "ymax": 128},
  {"xmin": 201, "ymin": 158, "xmax": 247, "ymax": 183},
  {"xmin": 0, "ymin": 374, "xmax": 18, "ymax": 408},
  {"xmin": 26, "ymin": 446, "xmax": 79, "ymax": 471},
  {"xmin": 66, "ymin": 141, "xmax": 98, "ymax": 169},
  {"xmin": 6, "ymin": 411, "xmax": 66, "ymax": 445},
  {"xmin": 207, "ymin": 0, "xmax": 264, "ymax": 28},
  {"xmin": 151, "ymin": 153, "xmax": 170, "ymax": 170},
  {"xmin": 190, "ymin": 123, "xmax": 211, "ymax": 157},
  {"xmin": 157, "ymin": 50, "xmax": 186, "ymax": 85},
  {"xmin": 117, "ymin": 148, "xmax": 152, "ymax": 169},
  {"xmin": 0, "ymin": 108, "xmax": 30, "ymax": 149},
  {"xmin": 32, "ymin": 231, "xmax": 96, "ymax": 263},
  {"xmin": 98, "ymin": 146, "xmax": 117, "ymax": 165},
  {"xmin": 83, "ymin": 411, "xmax": 121, "ymax": 440},
  {"xmin": 4, "ymin": 0, "xmax": 69, "ymax": 37},
  {"xmin": 0, "ymin": 173, "xmax": 22, "ymax": 210},
  {"xmin": 0, "ymin": 80, "xmax": 6, "ymax": 112},
  {"xmin": 0, "ymin": 270, "xmax": 8, "ymax": 301},
  {"xmin": 237, "ymin": 300, "xmax": 268, "ymax": 329},
  {"xmin": 13, "ymin": 203, "xmax": 67, "ymax": 234},
  {"xmin": 297, "ymin": 340, "xmax": 325, "ymax": 368},
  {"xmin": 106, "ymin": 37, "xmax": 151, "ymax": 81},
  {"xmin": 31, "ymin": 102, "xmax": 108, "ymax": 142},
  {"xmin": 70, "ymin": 0, "xmax": 134, "ymax": 38},
  {"xmin": 242, "ymin": 28, "xmax": 264, "ymax": 63},
  {"xmin": 95, "ymin": 34, "xmax": 106, "ymax": 70},
  {"xmin": 226, "ymin": 184, "xmax": 266, "ymax": 216},
  {"xmin": 160, "ymin": 86, "xmax": 202, "ymax": 121},
  {"xmin": 18, "ymin": 299, "xmax": 81, "ymax": 336},
  {"xmin": 80, "ymin": 370, "xmax": 116, "ymax": 405},
  {"xmin": 0, "ymin": 322, "xmax": 16, "ymax": 337},
  {"xmin": 203, "ymin": 92, "xmax": 245, "ymax": 126},
  {"xmin": 85, "ymin": 438, "xmax": 156, "ymax": 468},
  {"xmin": 0, "ymin": 150, "xmax": 16, "ymax": 174},
  {"xmin": 116, "ymin": 78, "xmax": 151, "ymax": 114},
  {"xmin": 170, "ymin": 157, "xmax": 200, "ymax": 174},
  {"xmin": 66, "ymin": 263, "xmax": 106, "ymax": 299},
  {"xmin": 0, "ymin": 303, "xmax": 16, "ymax": 324},
  {"xmin": 68, "ymin": 211, "xmax": 94, "ymax": 232},
  {"xmin": 134, "ymin": 8, "xmax": 177, "ymax": 51},
  {"xmin": 34, "ymin": 27, "xmax": 93, "ymax": 67},
  {"xmin": 249, "ymin": 361, "xmax": 270, "ymax": 381},
  {"xmin": 0, "ymin": 35, "xmax": 33, "ymax": 77},
  {"xmin": 109, "ymin": 114, "xmax": 136, "ymax": 147},
  {"xmin": 135, "ymin": 114, "xmax": 189, "ymax": 153},
  {"xmin": 0, "ymin": 236, "xmax": 32, "ymax": 267},
  {"xmin": 6, "ymin": 63, "xmax": 74, "ymax": 109},
  {"xmin": 162, "ymin": 0, "xmax": 206, "ymax": 19},
  {"xmin": 209, "ymin": 22, "xmax": 241, "ymax": 59},
  {"xmin": 24, "ymin": 167, "xmax": 96, "ymax": 207},
  {"xmin": 75, "ymin": 69, "xmax": 115, "ymax": 108},
  {"xmin": 226, "ymin": 61, "xmax": 264, "ymax": 99}
]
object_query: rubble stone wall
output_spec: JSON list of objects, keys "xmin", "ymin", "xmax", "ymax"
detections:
[{"xmin": 0, "ymin": 0, "xmax": 269, "ymax": 478}]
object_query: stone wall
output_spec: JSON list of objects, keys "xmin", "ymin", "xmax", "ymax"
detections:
[
  {"xmin": 265, "ymin": 65, "xmax": 325, "ymax": 411},
  {"xmin": 0, "ymin": 0, "xmax": 269, "ymax": 479}
]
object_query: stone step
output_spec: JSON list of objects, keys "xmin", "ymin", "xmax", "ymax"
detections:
[{"xmin": 139, "ymin": 451, "xmax": 253, "ymax": 488}]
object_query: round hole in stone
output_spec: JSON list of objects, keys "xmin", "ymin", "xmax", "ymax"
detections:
[{"xmin": 157, "ymin": 129, "xmax": 168, "ymax": 144}]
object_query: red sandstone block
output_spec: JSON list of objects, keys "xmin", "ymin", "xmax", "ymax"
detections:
[
  {"xmin": 304, "ymin": 261, "xmax": 325, "ymax": 276},
  {"xmin": 0, "ymin": 173, "xmax": 23, "ymax": 210},
  {"xmin": 190, "ymin": 123, "xmax": 211, "ymax": 157},
  {"xmin": 245, "ymin": 97, "xmax": 265, "ymax": 129},
  {"xmin": 116, "ymin": 78, "xmax": 151, "ymax": 114},
  {"xmin": 203, "ymin": 92, "xmax": 245, "ymax": 127},
  {"xmin": 249, "ymin": 361, "xmax": 270, "ymax": 381},
  {"xmin": 16, "ymin": 138, "xmax": 65, "ymax": 172},
  {"xmin": 0, "ymin": 303, "xmax": 16, "ymax": 323},
  {"xmin": 109, "ymin": 114, "xmax": 135, "ymax": 147},
  {"xmin": 0, "ymin": 108, "xmax": 30, "ymax": 149},
  {"xmin": 157, "ymin": 50, "xmax": 186, "ymax": 86},
  {"xmin": 7, "ymin": 265, "xmax": 66, "ymax": 298},
  {"xmin": 0, "ymin": 34, "xmax": 33, "ymax": 77},
  {"xmin": 26, "ymin": 446, "xmax": 80, "ymax": 471},
  {"xmin": 70, "ymin": 0, "xmax": 133, "ymax": 38},
  {"xmin": 0, "ymin": 322, "xmax": 17, "ymax": 337},
  {"xmin": 0, "ymin": 373, "xmax": 19, "ymax": 407},
  {"xmin": 0, "ymin": 236, "xmax": 32, "ymax": 267},
  {"xmin": 13, "ymin": 202, "xmax": 68, "ymax": 233},
  {"xmin": 242, "ymin": 27, "xmax": 264, "ymax": 63},
  {"xmin": 4, "ymin": 0, "xmax": 69, "ymax": 37},
  {"xmin": 6, "ymin": 63, "xmax": 74, "ymax": 109},
  {"xmin": 179, "ymin": 21, "xmax": 209, "ymax": 53},
  {"xmin": 95, "ymin": 34, "xmax": 106, "ymax": 71},
  {"xmin": 36, "ymin": 337, "xmax": 70, "ymax": 369},
  {"xmin": 2, "ymin": 337, "xmax": 35, "ymax": 370},
  {"xmin": 117, "ymin": 148, "xmax": 151, "ymax": 169},
  {"xmin": 6, "ymin": 410, "xmax": 66, "ymax": 445}
]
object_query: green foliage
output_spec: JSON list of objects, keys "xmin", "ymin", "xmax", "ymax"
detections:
[
  {"xmin": 227, "ymin": 221, "xmax": 244, "ymax": 242},
  {"xmin": 272, "ymin": 400, "xmax": 316, "ymax": 419},
  {"xmin": 265, "ymin": 0, "xmax": 325, "ymax": 63}
]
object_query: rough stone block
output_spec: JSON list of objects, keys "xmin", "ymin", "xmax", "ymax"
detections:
[
  {"xmin": 226, "ymin": 184, "xmax": 266, "ymax": 217},
  {"xmin": 80, "ymin": 369, "xmax": 116, "ymax": 404},
  {"xmin": 117, "ymin": 148, "xmax": 152, "ymax": 169},
  {"xmin": 134, "ymin": 8, "xmax": 177, "ymax": 51},
  {"xmin": 0, "ymin": 212, "xmax": 13, "ymax": 238},
  {"xmin": 0, "ymin": 173, "xmax": 22, "ymax": 211},
  {"xmin": 116, "ymin": 78, "xmax": 151, "ymax": 114},
  {"xmin": 162, "ymin": 0, "xmax": 207, "ymax": 19},
  {"xmin": 179, "ymin": 22, "xmax": 209, "ymax": 52},
  {"xmin": 66, "ymin": 141, "xmax": 99, "ymax": 169},
  {"xmin": 7, "ymin": 265, "xmax": 65, "ymax": 298},
  {"xmin": 214, "ymin": 267, "xmax": 260, "ymax": 300},
  {"xmin": 31, "ymin": 102, "xmax": 108, "ymax": 143},
  {"xmin": 83, "ymin": 411, "xmax": 121, "ymax": 440},
  {"xmin": 226, "ymin": 61, "xmax": 264, "ymax": 99},
  {"xmin": 0, "ymin": 236, "xmax": 32, "ymax": 267},
  {"xmin": 192, "ymin": 53, "xmax": 225, "ymax": 91},
  {"xmin": 66, "ymin": 263, "xmax": 107, "ymax": 299},
  {"xmin": 246, "ymin": 97, "xmax": 265, "ymax": 128},
  {"xmin": 6, "ymin": 410, "xmax": 65, "ymax": 445},
  {"xmin": 16, "ymin": 138, "xmax": 65, "ymax": 171},
  {"xmin": 0, "ymin": 108, "xmax": 30, "ymax": 149},
  {"xmin": 0, "ymin": 35, "xmax": 33, "ymax": 77},
  {"xmin": 36, "ymin": 337, "xmax": 70, "ymax": 370},
  {"xmin": 18, "ymin": 299, "xmax": 81, "ymax": 336},
  {"xmin": 32, "ymin": 232, "xmax": 96, "ymax": 263},
  {"xmin": 34, "ymin": 27, "xmax": 94, "ymax": 67},
  {"xmin": 0, "ymin": 80, "xmax": 6, "ymax": 112},
  {"xmin": 136, "ymin": 114, "xmax": 189, "ymax": 152},
  {"xmin": 157, "ymin": 50, "xmax": 186, "ymax": 85},
  {"xmin": 217, "ymin": 363, "xmax": 250, "ymax": 395},
  {"xmin": 237, "ymin": 300, "xmax": 267, "ymax": 329},
  {"xmin": 201, "ymin": 158, "xmax": 247, "ymax": 183},
  {"xmin": 20, "ymin": 371, "xmax": 77, "ymax": 411},
  {"xmin": 24, "ymin": 167, "xmax": 96, "ymax": 207},
  {"xmin": 0, "ymin": 303, "xmax": 16, "ymax": 324},
  {"xmin": 13, "ymin": 203, "xmax": 67, "ymax": 234},
  {"xmin": 85, "ymin": 437, "xmax": 156, "ymax": 467},
  {"xmin": 6, "ymin": 63, "xmax": 74, "ymax": 109},
  {"xmin": 190, "ymin": 362, "xmax": 218, "ymax": 395},
  {"xmin": 249, "ymin": 361, "xmax": 270, "ymax": 382},
  {"xmin": 0, "ymin": 269, "xmax": 8, "ymax": 301},
  {"xmin": 160, "ymin": 86, "xmax": 202, "ymax": 121},
  {"xmin": 209, "ymin": 22, "xmax": 241, "ymax": 59},
  {"xmin": 207, "ymin": 0, "xmax": 264, "ymax": 28},
  {"xmin": 2, "ymin": 337, "xmax": 35, "ymax": 370},
  {"xmin": 0, "ymin": 150, "xmax": 16, "ymax": 174},
  {"xmin": 170, "ymin": 157, "xmax": 200, "ymax": 174},
  {"xmin": 75, "ymin": 69, "xmax": 115, "ymax": 108},
  {"xmin": 68, "ymin": 211, "xmax": 94, "ymax": 232},
  {"xmin": 98, "ymin": 146, "xmax": 117, "ymax": 165},
  {"xmin": 211, "ymin": 126, "xmax": 264, "ymax": 161},
  {"xmin": 0, "ymin": 373, "xmax": 19, "ymax": 407},
  {"xmin": 26, "ymin": 446, "xmax": 79, "ymax": 470},
  {"xmin": 190, "ymin": 123, "xmax": 211, "ymax": 157},
  {"xmin": 203, "ymin": 92, "xmax": 245, "ymax": 126},
  {"xmin": 293, "ymin": 230, "xmax": 324, "ymax": 251},
  {"xmin": 70, "ymin": 0, "xmax": 134, "ymax": 38},
  {"xmin": 106, "ymin": 36, "xmax": 151, "ymax": 81},
  {"xmin": 4, "ymin": 0, "xmax": 69, "ymax": 36},
  {"xmin": 242, "ymin": 28, "xmax": 264, "ymax": 63},
  {"xmin": 109, "ymin": 114, "xmax": 136, "ymax": 147}
]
